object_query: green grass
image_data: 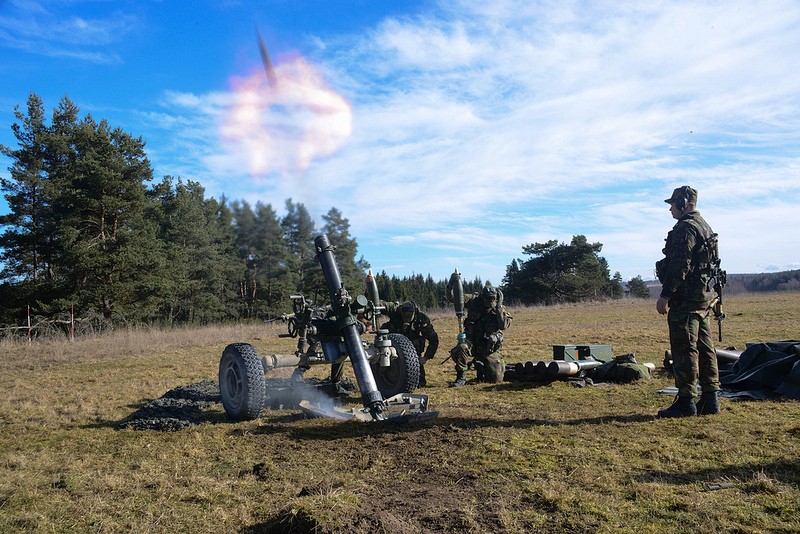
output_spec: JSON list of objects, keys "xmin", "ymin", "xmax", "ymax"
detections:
[{"xmin": 1, "ymin": 293, "xmax": 799, "ymax": 532}]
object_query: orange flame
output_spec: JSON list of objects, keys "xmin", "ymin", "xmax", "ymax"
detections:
[{"xmin": 222, "ymin": 54, "xmax": 352, "ymax": 177}]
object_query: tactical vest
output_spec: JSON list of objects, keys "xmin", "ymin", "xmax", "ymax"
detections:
[
  {"xmin": 658, "ymin": 212, "xmax": 720, "ymax": 304},
  {"xmin": 684, "ymin": 217, "xmax": 719, "ymax": 301}
]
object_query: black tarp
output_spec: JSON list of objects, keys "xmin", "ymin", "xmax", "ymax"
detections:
[{"xmin": 720, "ymin": 340, "xmax": 800, "ymax": 400}]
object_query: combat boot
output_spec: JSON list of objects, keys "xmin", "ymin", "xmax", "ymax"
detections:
[
  {"xmin": 695, "ymin": 391, "xmax": 720, "ymax": 415},
  {"xmin": 473, "ymin": 360, "xmax": 485, "ymax": 382},
  {"xmin": 450, "ymin": 370, "xmax": 467, "ymax": 388},
  {"xmin": 290, "ymin": 366, "xmax": 307, "ymax": 384},
  {"xmin": 657, "ymin": 396, "xmax": 697, "ymax": 418}
]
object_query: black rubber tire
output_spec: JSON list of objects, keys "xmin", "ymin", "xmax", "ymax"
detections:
[
  {"xmin": 371, "ymin": 333, "xmax": 420, "ymax": 397},
  {"xmin": 218, "ymin": 343, "xmax": 266, "ymax": 420}
]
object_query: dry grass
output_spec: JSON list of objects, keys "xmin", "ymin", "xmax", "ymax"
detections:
[{"xmin": 1, "ymin": 292, "xmax": 799, "ymax": 532}]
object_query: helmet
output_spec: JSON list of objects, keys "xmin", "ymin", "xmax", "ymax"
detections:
[
  {"xmin": 399, "ymin": 301, "xmax": 416, "ymax": 323},
  {"xmin": 481, "ymin": 284, "xmax": 497, "ymax": 306}
]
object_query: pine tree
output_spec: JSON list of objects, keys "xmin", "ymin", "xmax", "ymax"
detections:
[
  {"xmin": 252, "ymin": 201, "xmax": 294, "ymax": 317},
  {"xmin": 231, "ymin": 200, "xmax": 259, "ymax": 316},
  {"xmin": 0, "ymin": 93, "xmax": 51, "ymax": 283},
  {"xmin": 321, "ymin": 206, "xmax": 369, "ymax": 294},
  {"xmin": 281, "ymin": 199, "xmax": 318, "ymax": 296},
  {"xmin": 57, "ymin": 114, "xmax": 160, "ymax": 321},
  {"xmin": 154, "ymin": 177, "xmax": 239, "ymax": 323},
  {"xmin": 503, "ymin": 235, "xmax": 612, "ymax": 305},
  {"xmin": 627, "ymin": 275, "xmax": 651, "ymax": 299}
]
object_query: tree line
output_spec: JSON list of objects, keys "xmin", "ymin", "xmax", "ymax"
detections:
[
  {"xmin": 2, "ymin": 94, "xmax": 649, "ymax": 333},
  {"xmin": 0, "ymin": 94, "xmax": 374, "ymax": 328}
]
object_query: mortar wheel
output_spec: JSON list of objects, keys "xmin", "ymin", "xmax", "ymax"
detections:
[
  {"xmin": 219, "ymin": 343, "xmax": 266, "ymax": 420},
  {"xmin": 371, "ymin": 333, "xmax": 420, "ymax": 397}
]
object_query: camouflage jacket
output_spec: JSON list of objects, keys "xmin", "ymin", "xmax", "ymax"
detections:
[
  {"xmin": 380, "ymin": 303, "xmax": 439, "ymax": 360},
  {"xmin": 655, "ymin": 210, "xmax": 718, "ymax": 307},
  {"xmin": 463, "ymin": 294, "xmax": 511, "ymax": 353}
]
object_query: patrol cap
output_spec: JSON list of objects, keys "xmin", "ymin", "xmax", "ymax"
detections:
[{"xmin": 664, "ymin": 186, "xmax": 698, "ymax": 205}]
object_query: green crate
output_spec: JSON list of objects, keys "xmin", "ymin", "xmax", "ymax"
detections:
[
  {"xmin": 552, "ymin": 344, "xmax": 580, "ymax": 361},
  {"xmin": 553, "ymin": 344, "xmax": 613, "ymax": 363}
]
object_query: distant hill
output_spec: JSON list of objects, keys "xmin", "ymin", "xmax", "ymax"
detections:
[{"xmin": 644, "ymin": 269, "xmax": 800, "ymax": 298}]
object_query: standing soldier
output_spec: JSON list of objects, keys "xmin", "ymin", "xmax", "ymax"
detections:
[
  {"xmin": 447, "ymin": 283, "xmax": 512, "ymax": 387},
  {"xmin": 655, "ymin": 185, "xmax": 722, "ymax": 417},
  {"xmin": 381, "ymin": 301, "xmax": 439, "ymax": 387}
]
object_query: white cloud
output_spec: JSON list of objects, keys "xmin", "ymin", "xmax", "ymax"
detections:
[
  {"xmin": 0, "ymin": 1, "xmax": 139, "ymax": 62},
  {"xmin": 150, "ymin": 0, "xmax": 800, "ymax": 282}
]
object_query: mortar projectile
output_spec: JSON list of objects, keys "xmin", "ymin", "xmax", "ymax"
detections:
[
  {"xmin": 547, "ymin": 359, "xmax": 604, "ymax": 377},
  {"xmin": 262, "ymin": 353, "xmax": 302, "ymax": 369},
  {"xmin": 449, "ymin": 269, "xmax": 465, "ymax": 319},
  {"xmin": 365, "ymin": 269, "xmax": 380, "ymax": 305},
  {"xmin": 256, "ymin": 29, "xmax": 278, "ymax": 87}
]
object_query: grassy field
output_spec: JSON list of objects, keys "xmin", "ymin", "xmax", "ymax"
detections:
[{"xmin": 1, "ymin": 292, "xmax": 799, "ymax": 533}]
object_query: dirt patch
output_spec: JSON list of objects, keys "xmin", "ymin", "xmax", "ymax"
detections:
[
  {"xmin": 119, "ymin": 378, "xmax": 358, "ymax": 431},
  {"xmin": 119, "ymin": 381, "xmax": 521, "ymax": 531},
  {"xmin": 240, "ymin": 424, "xmax": 520, "ymax": 533},
  {"xmin": 119, "ymin": 379, "xmax": 222, "ymax": 431}
]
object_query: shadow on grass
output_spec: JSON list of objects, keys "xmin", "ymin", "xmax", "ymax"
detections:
[
  {"xmin": 96, "ymin": 378, "xmax": 654, "ymax": 434},
  {"xmin": 634, "ymin": 458, "xmax": 800, "ymax": 487},
  {"xmin": 246, "ymin": 412, "xmax": 655, "ymax": 441}
]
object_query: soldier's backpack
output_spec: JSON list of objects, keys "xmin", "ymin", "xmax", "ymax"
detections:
[{"xmin": 594, "ymin": 353, "xmax": 652, "ymax": 383}]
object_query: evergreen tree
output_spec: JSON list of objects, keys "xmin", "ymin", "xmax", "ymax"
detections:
[
  {"xmin": 0, "ymin": 93, "xmax": 51, "ymax": 284},
  {"xmin": 56, "ymin": 114, "xmax": 160, "ymax": 321},
  {"xmin": 252, "ymin": 201, "xmax": 294, "ymax": 317},
  {"xmin": 281, "ymin": 199, "xmax": 318, "ymax": 296},
  {"xmin": 154, "ymin": 177, "xmax": 238, "ymax": 323},
  {"xmin": 321, "ymin": 206, "xmax": 369, "ymax": 294},
  {"xmin": 627, "ymin": 275, "xmax": 652, "ymax": 299},
  {"xmin": 503, "ymin": 235, "xmax": 612, "ymax": 305},
  {"xmin": 231, "ymin": 200, "xmax": 259, "ymax": 316},
  {"xmin": 610, "ymin": 272, "xmax": 625, "ymax": 299}
]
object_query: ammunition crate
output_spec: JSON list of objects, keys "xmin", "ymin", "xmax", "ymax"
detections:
[{"xmin": 552, "ymin": 344, "xmax": 613, "ymax": 363}]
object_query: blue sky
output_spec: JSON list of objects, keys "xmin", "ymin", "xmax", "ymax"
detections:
[{"xmin": 2, "ymin": 0, "xmax": 799, "ymax": 286}]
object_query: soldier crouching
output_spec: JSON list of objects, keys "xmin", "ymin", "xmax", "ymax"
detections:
[{"xmin": 450, "ymin": 283, "xmax": 512, "ymax": 387}]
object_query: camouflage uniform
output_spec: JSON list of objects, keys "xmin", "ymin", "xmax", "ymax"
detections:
[
  {"xmin": 381, "ymin": 301, "xmax": 439, "ymax": 387},
  {"xmin": 656, "ymin": 187, "xmax": 720, "ymax": 401},
  {"xmin": 451, "ymin": 285, "xmax": 512, "ymax": 384}
]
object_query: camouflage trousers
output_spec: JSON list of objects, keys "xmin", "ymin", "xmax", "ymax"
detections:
[
  {"xmin": 667, "ymin": 302, "xmax": 719, "ymax": 398},
  {"xmin": 452, "ymin": 342, "xmax": 504, "ymax": 383}
]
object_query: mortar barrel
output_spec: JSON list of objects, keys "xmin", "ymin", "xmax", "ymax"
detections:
[{"xmin": 314, "ymin": 234, "xmax": 383, "ymax": 415}]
